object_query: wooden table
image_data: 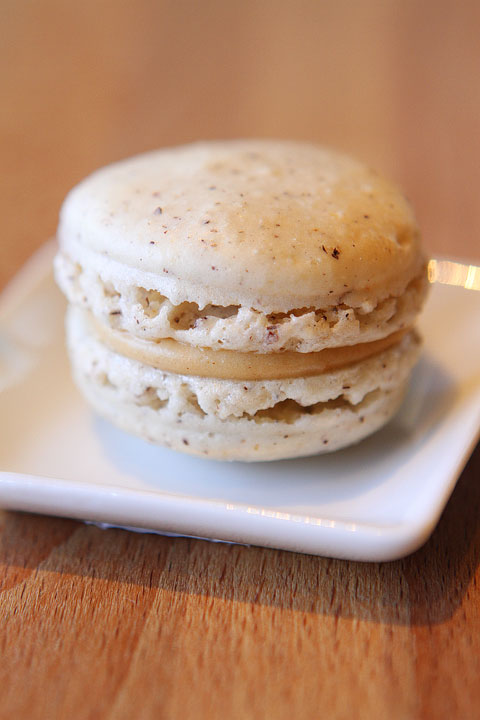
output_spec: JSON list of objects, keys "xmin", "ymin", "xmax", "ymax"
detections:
[{"xmin": 1, "ymin": 2, "xmax": 479, "ymax": 718}]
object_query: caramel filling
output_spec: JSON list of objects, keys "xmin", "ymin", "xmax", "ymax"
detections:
[{"xmin": 90, "ymin": 313, "xmax": 408, "ymax": 381}]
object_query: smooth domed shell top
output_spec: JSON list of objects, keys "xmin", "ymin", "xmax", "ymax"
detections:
[{"xmin": 57, "ymin": 140, "xmax": 425, "ymax": 313}]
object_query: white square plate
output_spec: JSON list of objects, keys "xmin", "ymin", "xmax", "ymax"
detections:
[{"xmin": 0, "ymin": 243, "xmax": 479, "ymax": 561}]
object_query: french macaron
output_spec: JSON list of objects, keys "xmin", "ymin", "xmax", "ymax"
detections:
[{"xmin": 54, "ymin": 140, "xmax": 428, "ymax": 461}]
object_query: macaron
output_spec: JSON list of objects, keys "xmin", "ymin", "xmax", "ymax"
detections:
[{"xmin": 55, "ymin": 140, "xmax": 428, "ymax": 461}]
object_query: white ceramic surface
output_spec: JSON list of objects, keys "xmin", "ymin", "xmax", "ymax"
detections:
[{"xmin": 0, "ymin": 243, "xmax": 479, "ymax": 561}]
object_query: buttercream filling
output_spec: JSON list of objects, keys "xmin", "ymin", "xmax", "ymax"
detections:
[{"xmin": 88, "ymin": 311, "xmax": 410, "ymax": 380}]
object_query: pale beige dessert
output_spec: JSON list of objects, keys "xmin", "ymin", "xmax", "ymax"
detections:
[{"xmin": 55, "ymin": 140, "xmax": 428, "ymax": 461}]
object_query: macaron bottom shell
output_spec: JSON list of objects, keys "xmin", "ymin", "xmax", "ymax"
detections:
[
  {"xmin": 71, "ymin": 365, "xmax": 408, "ymax": 462},
  {"xmin": 66, "ymin": 306, "xmax": 418, "ymax": 462}
]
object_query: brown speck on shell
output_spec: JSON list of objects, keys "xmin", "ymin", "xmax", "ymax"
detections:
[
  {"xmin": 153, "ymin": 206, "xmax": 163, "ymax": 215},
  {"xmin": 182, "ymin": 438, "xmax": 189, "ymax": 445},
  {"xmin": 331, "ymin": 247, "xmax": 340, "ymax": 259},
  {"xmin": 265, "ymin": 325, "xmax": 279, "ymax": 343}
]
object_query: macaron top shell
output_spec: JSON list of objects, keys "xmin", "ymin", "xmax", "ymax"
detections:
[{"xmin": 57, "ymin": 140, "xmax": 424, "ymax": 313}]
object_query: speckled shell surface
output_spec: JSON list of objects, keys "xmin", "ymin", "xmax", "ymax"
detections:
[{"xmin": 57, "ymin": 140, "xmax": 424, "ymax": 313}]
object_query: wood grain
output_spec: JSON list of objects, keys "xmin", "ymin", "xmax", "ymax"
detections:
[{"xmin": 1, "ymin": 1, "xmax": 479, "ymax": 718}]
